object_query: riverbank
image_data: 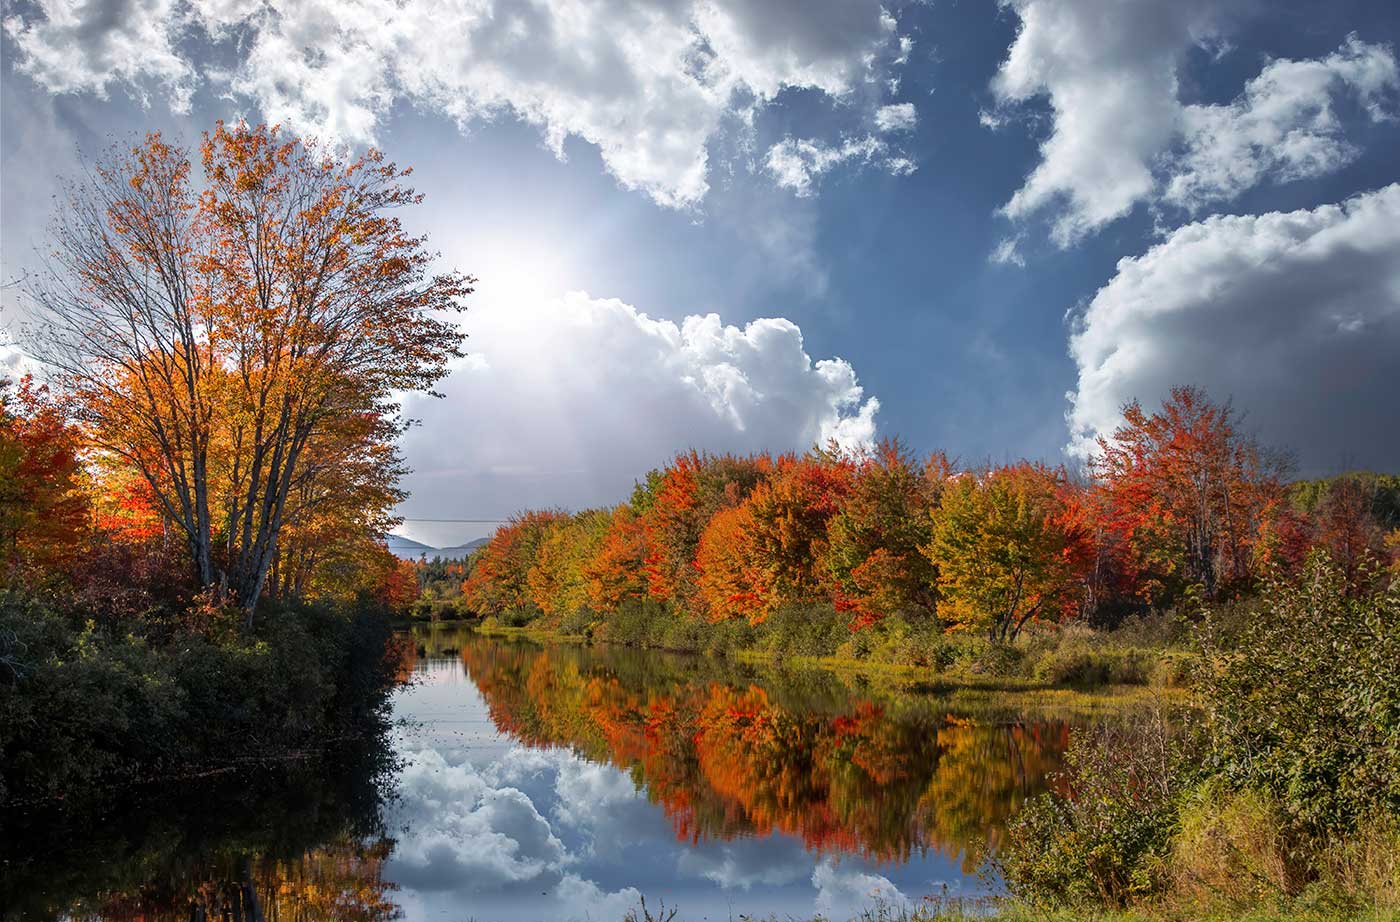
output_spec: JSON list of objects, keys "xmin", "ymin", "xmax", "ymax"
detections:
[
  {"xmin": 649, "ymin": 900, "xmax": 1400, "ymax": 922},
  {"xmin": 0, "ymin": 591, "xmax": 403, "ymax": 811},
  {"xmin": 454, "ymin": 608, "xmax": 1192, "ymax": 696}
]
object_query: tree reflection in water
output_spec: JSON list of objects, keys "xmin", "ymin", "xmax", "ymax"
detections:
[
  {"xmin": 450, "ymin": 630, "xmax": 1072, "ymax": 872},
  {"xmin": 7, "ymin": 630, "xmax": 1088, "ymax": 921},
  {"xmin": 1, "ymin": 731, "xmax": 401, "ymax": 922}
]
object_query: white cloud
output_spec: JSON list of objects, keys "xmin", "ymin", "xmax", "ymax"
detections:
[
  {"xmin": 675, "ymin": 838, "xmax": 812, "ymax": 890},
  {"xmin": 875, "ymin": 102, "xmax": 918, "ymax": 133},
  {"xmin": 385, "ymin": 743, "xmax": 646, "ymax": 916},
  {"xmin": 0, "ymin": 340, "xmax": 36, "ymax": 381},
  {"xmin": 1067, "ymin": 184, "xmax": 1400, "ymax": 473},
  {"xmin": 387, "ymin": 746, "xmax": 570, "ymax": 890},
  {"xmin": 1166, "ymin": 35, "xmax": 1400, "ymax": 211},
  {"xmin": 3, "ymin": 0, "xmax": 914, "ymax": 208},
  {"xmin": 989, "ymin": 235, "xmax": 1026, "ymax": 268},
  {"xmin": 767, "ymin": 135, "xmax": 916, "ymax": 197},
  {"xmin": 989, "ymin": 0, "xmax": 1397, "ymax": 244},
  {"xmin": 811, "ymin": 859, "xmax": 905, "ymax": 920},
  {"xmin": 2, "ymin": 0, "xmax": 196, "ymax": 110},
  {"xmin": 397, "ymin": 292, "xmax": 879, "ymax": 523}
]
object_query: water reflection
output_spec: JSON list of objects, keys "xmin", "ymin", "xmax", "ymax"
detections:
[
  {"xmin": 431, "ymin": 629, "xmax": 1068, "ymax": 870},
  {"xmin": 1, "ymin": 735, "xmax": 397, "ymax": 921},
  {"xmin": 7, "ymin": 628, "xmax": 1098, "ymax": 922}
]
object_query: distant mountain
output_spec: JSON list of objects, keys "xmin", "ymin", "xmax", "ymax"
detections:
[
  {"xmin": 431, "ymin": 537, "xmax": 491, "ymax": 559},
  {"xmin": 383, "ymin": 534, "xmax": 491, "ymax": 561},
  {"xmin": 384, "ymin": 534, "xmax": 437, "ymax": 560}
]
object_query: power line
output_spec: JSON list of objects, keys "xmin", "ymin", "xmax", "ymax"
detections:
[{"xmin": 396, "ymin": 517, "xmax": 508, "ymax": 524}]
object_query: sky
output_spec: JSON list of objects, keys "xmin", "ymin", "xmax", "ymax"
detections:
[{"xmin": 2, "ymin": 0, "xmax": 1398, "ymax": 547}]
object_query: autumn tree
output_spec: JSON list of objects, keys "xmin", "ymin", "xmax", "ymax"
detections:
[
  {"xmin": 826, "ymin": 441, "xmax": 947, "ymax": 629},
  {"xmin": 0, "ymin": 376, "xmax": 90, "ymax": 588},
  {"xmin": 266, "ymin": 404, "xmax": 408, "ymax": 601},
  {"xmin": 527, "ymin": 509, "xmax": 612, "ymax": 619},
  {"xmin": 582, "ymin": 505, "xmax": 651, "ymax": 611},
  {"xmin": 926, "ymin": 463, "xmax": 1091, "ymax": 643},
  {"xmin": 695, "ymin": 501, "xmax": 767, "ymax": 623},
  {"xmin": 25, "ymin": 123, "xmax": 472, "ymax": 620},
  {"xmin": 1290, "ymin": 473, "xmax": 1400, "ymax": 588},
  {"xmin": 633, "ymin": 452, "xmax": 772, "ymax": 609},
  {"xmin": 461, "ymin": 510, "xmax": 569, "ymax": 618},
  {"xmin": 1091, "ymin": 386, "xmax": 1288, "ymax": 604},
  {"xmin": 697, "ymin": 449, "xmax": 853, "ymax": 624}
]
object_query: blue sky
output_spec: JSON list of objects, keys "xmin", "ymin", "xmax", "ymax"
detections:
[{"xmin": 3, "ymin": 0, "xmax": 1398, "ymax": 546}]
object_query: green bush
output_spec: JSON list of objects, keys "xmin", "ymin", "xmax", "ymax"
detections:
[
  {"xmin": 998, "ymin": 712, "xmax": 1188, "ymax": 907},
  {"xmin": 751, "ymin": 603, "xmax": 848, "ymax": 658},
  {"xmin": 1031, "ymin": 647, "xmax": 1152, "ymax": 687},
  {"xmin": 556, "ymin": 606, "xmax": 600, "ymax": 638},
  {"xmin": 953, "ymin": 640, "xmax": 1026, "ymax": 677},
  {"xmin": 833, "ymin": 614, "xmax": 949, "ymax": 668},
  {"xmin": 0, "ymin": 592, "xmax": 398, "ymax": 808},
  {"xmin": 1196, "ymin": 554, "xmax": 1400, "ymax": 835}
]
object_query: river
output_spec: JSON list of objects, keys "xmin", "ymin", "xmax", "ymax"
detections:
[{"xmin": 8, "ymin": 626, "xmax": 1130, "ymax": 921}]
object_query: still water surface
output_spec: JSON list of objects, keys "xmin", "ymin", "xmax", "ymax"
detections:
[{"xmin": 14, "ymin": 627, "xmax": 1112, "ymax": 921}]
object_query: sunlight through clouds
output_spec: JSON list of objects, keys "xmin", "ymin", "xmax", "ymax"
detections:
[{"xmin": 398, "ymin": 291, "xmax": 879, "ymax": 520}]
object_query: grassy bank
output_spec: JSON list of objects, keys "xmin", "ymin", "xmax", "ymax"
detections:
[
  {"xmin": 0, "ymin": 591, "xmax": 402, "ymax": 810},
  {"xmin": 465, "ymin": 599, "xmax": 1192, "ymax": 694},
  {"xmin": 622, "ymin": 899, "xmax": 1400, "ymax": 922},
  {"xmin": 621, "ymin": 898, "xmax": 1400, "ymax": 922}
]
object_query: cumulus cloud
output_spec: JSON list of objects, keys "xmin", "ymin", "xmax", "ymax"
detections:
[
  {"xmin": 1067, "ymin": 184, "xmax": 1400, "ymax": 473},
  {"xmin": 811, "ymin": 859, "xmax": 905, "ymax": 920},
  {"xmin": 989, "ymin": 0, "xmax": 1397, "ymax": 243},
  {"xmin": 387, "ymin": 746, "xmax": 570, "ymax": 890},
  {"xmin": 397, "ymin": 292, "xmax": 879, "ymax": 525},
  {"xmin": 3, "ymin": 0, "xmax": 914, "ymax": 208},
  {"xmin": 386, "ymin": 743, "xmax": 645, "ymax": 915},
  {"xmin": 1166, "ymin": 35, "xmax": 1400, "ymax": 210},
  {"xmin": 675, "ymin": 837, "xmax": 812, "ymax": 890},
  {"xmin": 2, "ymin": 0, "xmax": 196, "ymax": 110},
  {"xmin": 767, "ymin": 135, "xmax": 917, "ymax": 197}
]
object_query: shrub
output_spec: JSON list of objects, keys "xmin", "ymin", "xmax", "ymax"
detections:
[
  {"xmin": 998, "ymin": 711, "xmax": 1188, "ymax": 907},
  {"xmin": 834, "ymin": 614, "xmax": 949, "ymax": 668},
  {"xmin": 1196, "ymin": 554, "xmax": 1400, "ymax": 835},
  {"xmin": 751, "ymin": 603, "xmax": 848, "ymax": 658},
  {"xmin": 1031, "ymin": 647, "xmax": 1151, "ymax": 687},
  {"xmin": 556, "ymin": 606, "xmax": 600, "ymax": 638},
  {"xmin": 952, "ymin": 641, "xmax": 1025, "ymax": 678},
  {"xmin": 0, "ymin": 592, "xmax": 398, "ymax": 808},
  {"xmin": 1169, "ymin": 781, "xmax": 1300, "ymax": 909}
]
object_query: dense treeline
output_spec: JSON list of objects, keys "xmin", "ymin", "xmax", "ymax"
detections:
[{"xmin": 452, "ymin": 386, "xmax": 1398, "ymax": 660}]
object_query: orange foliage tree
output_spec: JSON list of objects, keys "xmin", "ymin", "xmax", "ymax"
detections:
[
  {"xmin": 696, "ymin": 449, "xmax": 853, "ymax": 624},
  {"xmin": 826, "ymin": 441, "xmax": 948, "ymax": 628},
  {"xmin": 0, "ymin": 376, "xmax": 90, "ymax": 588},
  {"xmin": 25, "ymin": 123, "xmax": 472, "ymax": 619},
  {"xmin": 461, "ymin": 510, "xmax": 569, "ymax": 618},
  {"xmin": 633, "ymin": 452, "xmax": 772, "ymax": 609},
  {"xmin": 582, "ymin": 505, "xmax": 651, "ymax": 611},
  {"xmin": 1091, "ymin": 386, "xmax": 1288, "ymax": 604}
]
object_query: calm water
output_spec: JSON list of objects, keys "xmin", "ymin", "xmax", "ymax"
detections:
[{"xmin": 7, "ymin": 627, "xmax": 1109, "ymax": 922}]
